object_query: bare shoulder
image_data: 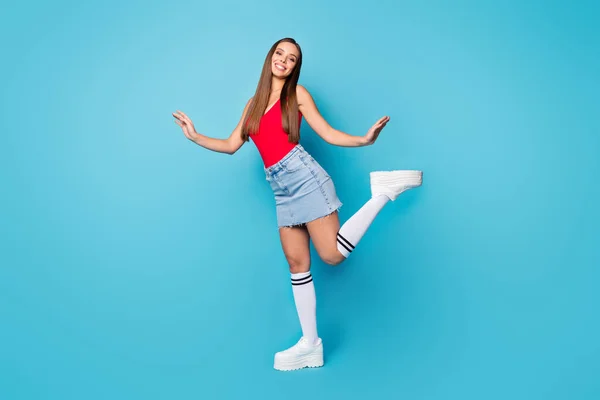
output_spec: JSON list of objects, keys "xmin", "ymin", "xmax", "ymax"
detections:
[{"xmin": 296, "ymin": 84, "xmax": 312, "ymax": 105}]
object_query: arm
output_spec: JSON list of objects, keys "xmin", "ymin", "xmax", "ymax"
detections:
[
  {"xmin": 173, "ymin": 97, "xmax": 252, "ymax": 155},
  {"xmin": 296, "ymin": 85, "xmax": 389, "ymax": 147}
]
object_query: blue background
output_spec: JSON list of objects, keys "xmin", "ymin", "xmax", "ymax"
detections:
[{"xmin": 1, "ymin": 0, "xmax": 598, "ymax": 399}]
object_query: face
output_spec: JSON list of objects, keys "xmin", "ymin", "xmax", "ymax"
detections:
[{"xmin": 271, "ymin": 42, "xmax": 299, "ymax": 78}]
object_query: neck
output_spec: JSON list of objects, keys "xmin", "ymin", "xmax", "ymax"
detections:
[{"xmin": 271, "ymin": 76, "xmax": 285, "ymax": 93}]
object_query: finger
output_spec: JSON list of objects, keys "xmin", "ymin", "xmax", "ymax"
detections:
[
  {"xmin": 178, "ymin": 110, "xmax": 192, "ymax": 123},
  {"xmin": 175, "ymin": 117, "xmax": 188, "ymax": 128},
  {"xmin": 174, "ymin": 119, "xmax": 184, "ymax": 127},
  {"xmin": 174, "ymin": 111, "xmax": 188, "ymax": 122}
]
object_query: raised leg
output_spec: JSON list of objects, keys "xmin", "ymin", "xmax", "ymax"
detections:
[
  {"xmin": 307, "ymin": 169, "xmax": 423, "ymax": 263},
  {"xmin": 305, "ymin": 211, "xmax": 346, "ymax": 266}
]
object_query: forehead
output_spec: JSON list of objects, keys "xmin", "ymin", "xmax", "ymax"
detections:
[{"xmin": 275, "ymin": 42, "xmax": 299, "ymax": 57}]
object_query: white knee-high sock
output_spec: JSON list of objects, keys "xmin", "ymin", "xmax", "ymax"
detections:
[
  {"xmin": 291, "ymin": 271, "xmax": 318, "ymax": 344},
  {"xmin": 336, "ymin": 194, "xmax": 389, "ymax": 258}
]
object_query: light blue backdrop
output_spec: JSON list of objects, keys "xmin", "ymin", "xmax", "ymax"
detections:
[{"xmin": 1, "ymin": 0, "xmax": 598, "ymax": 399}]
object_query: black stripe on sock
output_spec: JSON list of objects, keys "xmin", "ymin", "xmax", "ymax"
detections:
[
  {"xmin": 337, "ymin": 237, "xmax": 353, "ymax": 253},
  {"xmin": 337, "ymin": 233, "xmax": 355, "ymax": 249},
  {"xmin": 291, "ymin": 274, "xmax": 312, "ymax": 282},
  {"xmin": 291, "ymin": 277, "xmax": 313, "ymax": 286}
]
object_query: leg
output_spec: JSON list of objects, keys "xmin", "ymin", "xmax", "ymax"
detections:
[
  {"xmin": 305, "ymin": 211, "xmax": 345, "ymax": 266},
  {"xmin": 307, "ymin": 169, "xmax": 423, "ymax": 263},
  {"xmin": 279, "ymin": 226, "xmax": 318, "ymax": 343},
  {"xmin": 274, "ymin": 225, "xmax": 324, "ymax": 371},
  {"xmin": 279, "ymin": 225, "xmax": 311, "ymax": 273},
  {"xmin": 306, "ymin": 195, "xmax": 389, "ymax": 264}
]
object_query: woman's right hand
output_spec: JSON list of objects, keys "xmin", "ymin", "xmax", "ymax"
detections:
[{"xmin": 173, "ymin": 110, "xmax": 200, "ymax": 142}]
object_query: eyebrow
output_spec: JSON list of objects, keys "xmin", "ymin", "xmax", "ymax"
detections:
[{"xmin": 276, "ymin": 48, "xmax": 298, "ymax": 59}]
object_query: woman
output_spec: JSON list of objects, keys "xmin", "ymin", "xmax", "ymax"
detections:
[{"xmin": 173, "ymin": 37, "xmax": 422, "ymax": 371}]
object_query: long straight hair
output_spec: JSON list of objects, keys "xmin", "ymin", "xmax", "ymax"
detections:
[{"xmin": 241, "ymin": 37, "xmax": 303, "ymax": 142}]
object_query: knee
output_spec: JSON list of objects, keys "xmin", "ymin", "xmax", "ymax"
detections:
[
  {"xmin": 321, "ymin": 251, "xmax": 345, "ymax": 266},
  {"xmin": 286, "ymin": 256, "xmax": 311, "ymax": 274}
]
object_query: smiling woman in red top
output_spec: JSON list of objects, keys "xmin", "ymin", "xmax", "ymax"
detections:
[{"xmin": 173, "ymin": 37, "xmax": 423, "ymax": 371}]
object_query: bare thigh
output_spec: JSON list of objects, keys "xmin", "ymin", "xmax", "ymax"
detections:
[
  {"xmin": 279, "ymin": 225, "xmax": 311, "ymax": 273},
  {"xmin": 306, "ymin": 211, "xmax": 345, "ymax": 266}
]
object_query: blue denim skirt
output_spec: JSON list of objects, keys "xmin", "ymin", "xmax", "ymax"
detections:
[{"xmin": 264, "ymin": 144, "xmax": 343, "ymax": 228}]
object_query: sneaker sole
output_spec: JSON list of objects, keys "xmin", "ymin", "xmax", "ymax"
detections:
[{"xmin": 273, "ymin": 353, "xmax": 324, "ymax": 371}]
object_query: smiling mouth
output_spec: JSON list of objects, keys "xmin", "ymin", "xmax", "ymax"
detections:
[{"xmin": 274, "ymin": 63, "xmax": 287, "ymax": 71}]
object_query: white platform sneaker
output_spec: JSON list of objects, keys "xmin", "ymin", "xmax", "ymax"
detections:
[
  {"xmin": 273, "ymin": 337, "xmax": 324, "ymax": 371},
  {"xmin": 370, "ymin": 170, "xmax": 423, "ymax": 201}
]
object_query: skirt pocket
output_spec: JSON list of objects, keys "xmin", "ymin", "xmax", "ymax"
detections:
[{"xmin": 282, "ymin": 152, "xmax": 307, "ymax": 173}]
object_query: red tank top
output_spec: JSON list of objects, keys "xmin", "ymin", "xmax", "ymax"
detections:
[{"xmin": 249, "ymin": 98, "xmax": 302, "ymax": 168}]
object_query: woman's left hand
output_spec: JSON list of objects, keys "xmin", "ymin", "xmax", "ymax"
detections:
[{"xmin": 362, "ymin": 116, "xmax": 390, "ymax": 146}]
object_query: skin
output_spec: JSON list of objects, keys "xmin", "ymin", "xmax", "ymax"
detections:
[{"xmin": 173, "ymin": 41, "xmax": 390, "ymax": 273}]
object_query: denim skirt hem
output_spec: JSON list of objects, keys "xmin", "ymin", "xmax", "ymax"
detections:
[{"xmin": 264, "ymin": 145, "xmax": 343, "ymax": 228}]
